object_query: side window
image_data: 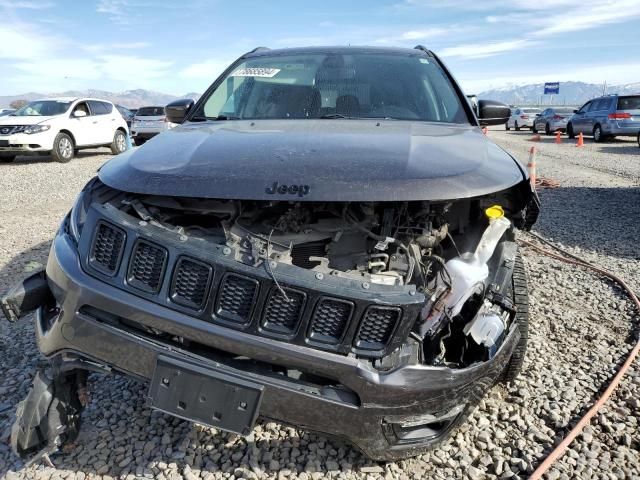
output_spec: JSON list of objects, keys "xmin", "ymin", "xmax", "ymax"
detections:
[
  {"xmin": 73, "ymin": 101, "xmax": 90, "ymax": 116},
  {"xmin": 101, "ymin": 102, "xmax": 114, "ymax": 114},
  {"xmin": 591, "ymin": 99, "xmax": 605, "ymax": 111},
  {"xmin": 515, "ymin": 109, "xmax": 521, "ymax": 115},
  {"xmin": 88, "ymin": 100, "xmax": 108, "ymax": 115},
  {"xmin": 578, "ymin": 102, "xmax": 591, "ymax": 113},
  {"xmin": 541, "ymin": 109, "xmax": 550, "ymax": 116}
]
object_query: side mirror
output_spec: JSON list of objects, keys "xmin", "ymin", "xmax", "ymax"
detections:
[
  {"xmin": 477, "ymin": 100, "xmax": 511, "ymax": 126},
  {"xmin": 73, "ymin": 110, "xmax": 87, "ymax": 118},
  {"xmin": 573, "ymin": 109, "xmax": 578, "ymax": 113},
  {"xmin": 165, "ymin": 98, "xmax": 194, "ymax": 124}
]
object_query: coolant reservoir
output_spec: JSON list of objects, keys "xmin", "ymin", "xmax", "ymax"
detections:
[{"xmin": 442, "ymin": 214, "xmax": 511, "ymax": 319}]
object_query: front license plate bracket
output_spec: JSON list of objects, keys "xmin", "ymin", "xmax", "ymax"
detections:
[{"xmin": 148, "ymin": 356, "xmax": 263, "ymax": 435}]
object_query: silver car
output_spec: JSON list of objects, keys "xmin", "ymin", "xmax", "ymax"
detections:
[
  {"xmin": 131, "ymin": 106, "xmax": 170, "ymax": 145},
  {"xmin": 506, "ymin": 107, "xmax": 541, "ymax": 130},
  {"xmin": 567, "ymin": 94, "xmax": 640, "ymax": 142},
  {"xmin": 532, "ymin": 107, "xmax": 575, "ymax": 134}
]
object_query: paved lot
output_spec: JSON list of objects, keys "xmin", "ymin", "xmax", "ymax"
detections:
[{"xmin": 1, "ymin": 132, "xmax": 639, "ymax": 479}]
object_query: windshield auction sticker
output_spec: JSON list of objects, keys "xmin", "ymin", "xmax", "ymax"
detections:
[{"xmin": 231, "ymin": 68, "xmax": 281, "ymax": 78}]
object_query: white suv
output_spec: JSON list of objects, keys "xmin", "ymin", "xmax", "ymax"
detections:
[{"xmin": 0, "ymin": 97, "xmax": 129, "ymax": 163}]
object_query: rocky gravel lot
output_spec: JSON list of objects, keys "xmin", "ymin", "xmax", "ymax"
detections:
[{"xmin": 1, "ymin": 132, "xmax": 639, "ymax": 480}]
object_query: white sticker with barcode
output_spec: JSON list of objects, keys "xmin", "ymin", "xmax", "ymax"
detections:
[{"xmin": 231, "ymin": 67, "xmax": 281, "ymax": 78}]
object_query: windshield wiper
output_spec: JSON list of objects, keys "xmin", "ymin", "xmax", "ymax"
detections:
[
  {"xmin": 189, "ymin": 116, "xmax": 209, "ymax": 122},
  {"xmin": 210, "ymin": 115, "xmax": 240, "ymax": 120},
  {"xmin": 319, "ymin": 113, "xmax": 350, "ymax": 119}
]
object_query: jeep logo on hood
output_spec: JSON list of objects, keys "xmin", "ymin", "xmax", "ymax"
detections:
[{"xmin": 266, "ymin": 181, "xmax": 310, "ymax": 197}]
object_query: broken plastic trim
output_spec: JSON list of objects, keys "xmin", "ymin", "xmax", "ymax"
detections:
[{"xmin": 11, "ymin": 370, "xmax": 84, "ymax": 464}]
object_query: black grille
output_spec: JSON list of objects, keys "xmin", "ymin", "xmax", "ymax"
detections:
[
  {"xmin": 170, "ymin": 257, "xmax": 212, "ymax": 309},
  {"xmin": 291, "ymin": 241, "xmax": 328, "ymax": 269},
  {"xmin": 127, "ymin": 240, "xmax": 167, "ymax": 293},
  {"xmin": 355, "ymin": 306, "xmax": 401, "ymax": 350},
  {"xmin": 90, "ymin": 222, "xmax": 125, "ymax": 275},
  {"xmin": 215, "ymin": 273, "xmax": 259, "ymax": 325},
  {"xmin": 308, "ymin": 298, "xmax": 353, "ymax": 344},
  {"xmin": 262, "ymin": 288, "xmax": 306, "ymax": 335}
]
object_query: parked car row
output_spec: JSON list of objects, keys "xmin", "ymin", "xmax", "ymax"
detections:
[
  {"xmin": 505, "ymin": 93, "xmax": 640, "ymax": 146},
  {"xmin": 0, "ymin": 96, "xmax": 186, "ymax": 162}
]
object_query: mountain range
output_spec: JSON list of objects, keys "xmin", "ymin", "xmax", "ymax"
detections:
[
  {"xmin": 477, "ymin": 81, "xmax": 640, "ymax": 106},
  {"xmin": 2, "ymin": 81, "xmax": 639, "ymax": 110},
  {"xmin": 0, "ymin": 89, "xmax": 201, "ymax": 109}
]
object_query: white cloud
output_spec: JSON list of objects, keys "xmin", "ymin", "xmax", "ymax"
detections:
[
  {"xmin": 532, "ymin": 0, "xmax": 640, "ymax": 36},
  {"xmin": 180, "ymin": 60, "xmax": 230, "ymax": 80},
  {"xmin": 374, "ymin": 26, "xmax": 453, "ymax": 45},
  {"xmin": 0, "ymin": 0, "xmax": 54, "ymax": 8},
  {"xmin": 439, "ymin": 40, "xmax": 534, "ymax": 59},
  {"xmin": 0, "ymin": 24, "xmax": 62, "ymax": 59}
]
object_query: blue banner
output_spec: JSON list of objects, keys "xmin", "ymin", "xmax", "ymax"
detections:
[{"xmin": 544, "ymin": 82, "xmax": 560, "ymax": 94}]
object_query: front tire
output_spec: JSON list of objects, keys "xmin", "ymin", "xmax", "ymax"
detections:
[
  {"xmin": 567, "ymin": 123, "xmax": 575, "ymax": 139},
  {"xmin": 51, "ymin": 132, "xmax": 74, "ymax": 163},
  {"xmin": 515, "ymin": 121, "xmax": 520, "ymax": 131},
  {"xmin": 0, "ymin": 155, "xmax": 15, "ymax": 163},
  {"xmin": 545, "ymin": 123, "xmax": 551, "ymax": 135},
  {"xmin": 111, "ymin": 130, "xmax": 128, "ymax": 155},
  {"xmin": 502, "ymin": 252, "xmax": 529, "ymax": 384},
  {"xmin": 532, "ymin": 123, "xmax": 538, "ymax": 134},
  {"xmin": 593, "ymin": 124, "xmax": 603, "ymax": 143},
  {"xmin": 505, "ymin": 123, "xmax": 510, "ymax": 131}
]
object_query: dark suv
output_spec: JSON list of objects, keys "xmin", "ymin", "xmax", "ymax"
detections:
[{"xmin": 3, "ymin": 46, "xmax": 539, "ymax": 462}]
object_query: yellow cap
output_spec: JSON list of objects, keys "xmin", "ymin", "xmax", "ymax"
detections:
[{"xmin": 485, "ymin": 205, "xmax": 504, "ymax": 219}]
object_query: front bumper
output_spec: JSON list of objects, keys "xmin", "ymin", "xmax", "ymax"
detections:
[
  {"xmin": 0, "ymin": 132, "xmax": 54, "ymax": 153},
  {"xmin": 30, "ymin": 228, "xmax": 520, "ymax": 460}
]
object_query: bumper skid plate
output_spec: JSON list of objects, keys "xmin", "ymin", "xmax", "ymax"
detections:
[{"xmin": 149, "ymin": 356, "xmax": 263, "ymax": 436}]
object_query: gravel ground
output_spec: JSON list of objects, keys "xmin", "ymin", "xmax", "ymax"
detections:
[{"xmin": 1, "ymin": 132, "xmax": 639, "ymax": 480}]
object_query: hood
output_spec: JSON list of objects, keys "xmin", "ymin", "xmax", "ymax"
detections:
[
  {"xmin": 0, "ymin": 115, "xmax": 57, "ymax": 126},
  {"xmin": 99, "ymin": 120, "xmax": 525, "ymax": 202}
]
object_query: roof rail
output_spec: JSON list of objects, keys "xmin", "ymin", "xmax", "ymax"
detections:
[{"xmin": 248, "ymin": 47, "xmax": 270, "ymax": 53}]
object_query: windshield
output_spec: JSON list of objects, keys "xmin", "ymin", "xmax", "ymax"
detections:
[
  {"xmin": 12, "ymin": 100, "xmax": 72, "ymax": 117},
  {"xmin": 522, "ymin": 108, "xmax": 541, "ymax": 113},
  {"xmin": 136, "ymin": 107, "xmax": 165, "ymax": 116},
  {"xmin": 195, "ymin": 52, "xmax": 468, "ymax": 123},
  {"xmin": 554, "ymin": 108, "xmax": 574, "ymax": 114}
]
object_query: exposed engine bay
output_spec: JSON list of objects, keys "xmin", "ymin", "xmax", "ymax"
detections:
[{"xmin": 87, "ymin": 181, "xmax": 535, "ymax": 369}]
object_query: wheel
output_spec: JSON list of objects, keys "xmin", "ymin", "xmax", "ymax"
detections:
[
  {"xmin": 51, "ymin": 132, "xmax": 74, "ymax": 163},
  {"xmin": 637, "ymin": 131, "xmax": 640, "ymax": 148},
  {"xmin": 110, "ymin": 130, "xmax": 128, "ymax": 155},
  {"xmin": 505, "ymin": 123, "xmax": 510, "ymax": 131},
  {"xmin": 593, "ymin": 124, "xmax": 603, "ymax": 143},
  {"xmin": 0, "ymin": 155, "xmax": 15, "ymax": 163},
  {"xmin": 545, "ymin": 123, "xmax": 551, "ymax": 135},
  {"xmin": 501, "ymin": 252, "xmax": 529, "ymax": 384},
  {"xmin": 567, "ymin": 123, "xmax": 575, "ymax": 139},
  {"xmin": 515, "ymin": 121, "xmax": 520, "ymax": 131},
  {"xmin": 532, "ymin": 123, "xmax": 538, "ymax": 134}
]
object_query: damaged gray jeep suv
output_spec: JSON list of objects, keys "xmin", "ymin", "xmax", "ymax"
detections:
[{"xmin": 2, "ymin": 46, "xmax": 539, "ymax": 462}]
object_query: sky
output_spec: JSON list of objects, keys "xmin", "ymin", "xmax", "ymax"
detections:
[{"xmin": 1, "ymin": 0, "xmax": 639, "ymax": 96}]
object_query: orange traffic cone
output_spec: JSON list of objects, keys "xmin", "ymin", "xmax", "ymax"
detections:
[
  {"xmin": 527, "ymin": 146, "xmax": 537, "ymax": 188},
  {"xmin": 482, "ymin": 126, "xmax": 488, "ymax": 135},
  {"xmin": 555, "ymin": 131, "xmax": 562, "ymax": 144},
  {"xmin": 529, "ymin": 134, "xmax": 541, "ymax": 142},
  {"xmin": 576, "ymin": 132, "xmax": 584, "ymax": 147}
]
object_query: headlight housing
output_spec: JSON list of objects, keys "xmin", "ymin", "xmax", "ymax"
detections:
[
  {"xmin": 23, "ymin": 124, "xmax": 51, "ymax": 135},
  {"xmin": 67, "ymin": 178, "xmax": 98, "ymax": 243}
]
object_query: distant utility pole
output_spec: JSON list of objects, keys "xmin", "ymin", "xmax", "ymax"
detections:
[{"xmin": 602, "ymin": 81, "xmax": 607, "ymax": 95}]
